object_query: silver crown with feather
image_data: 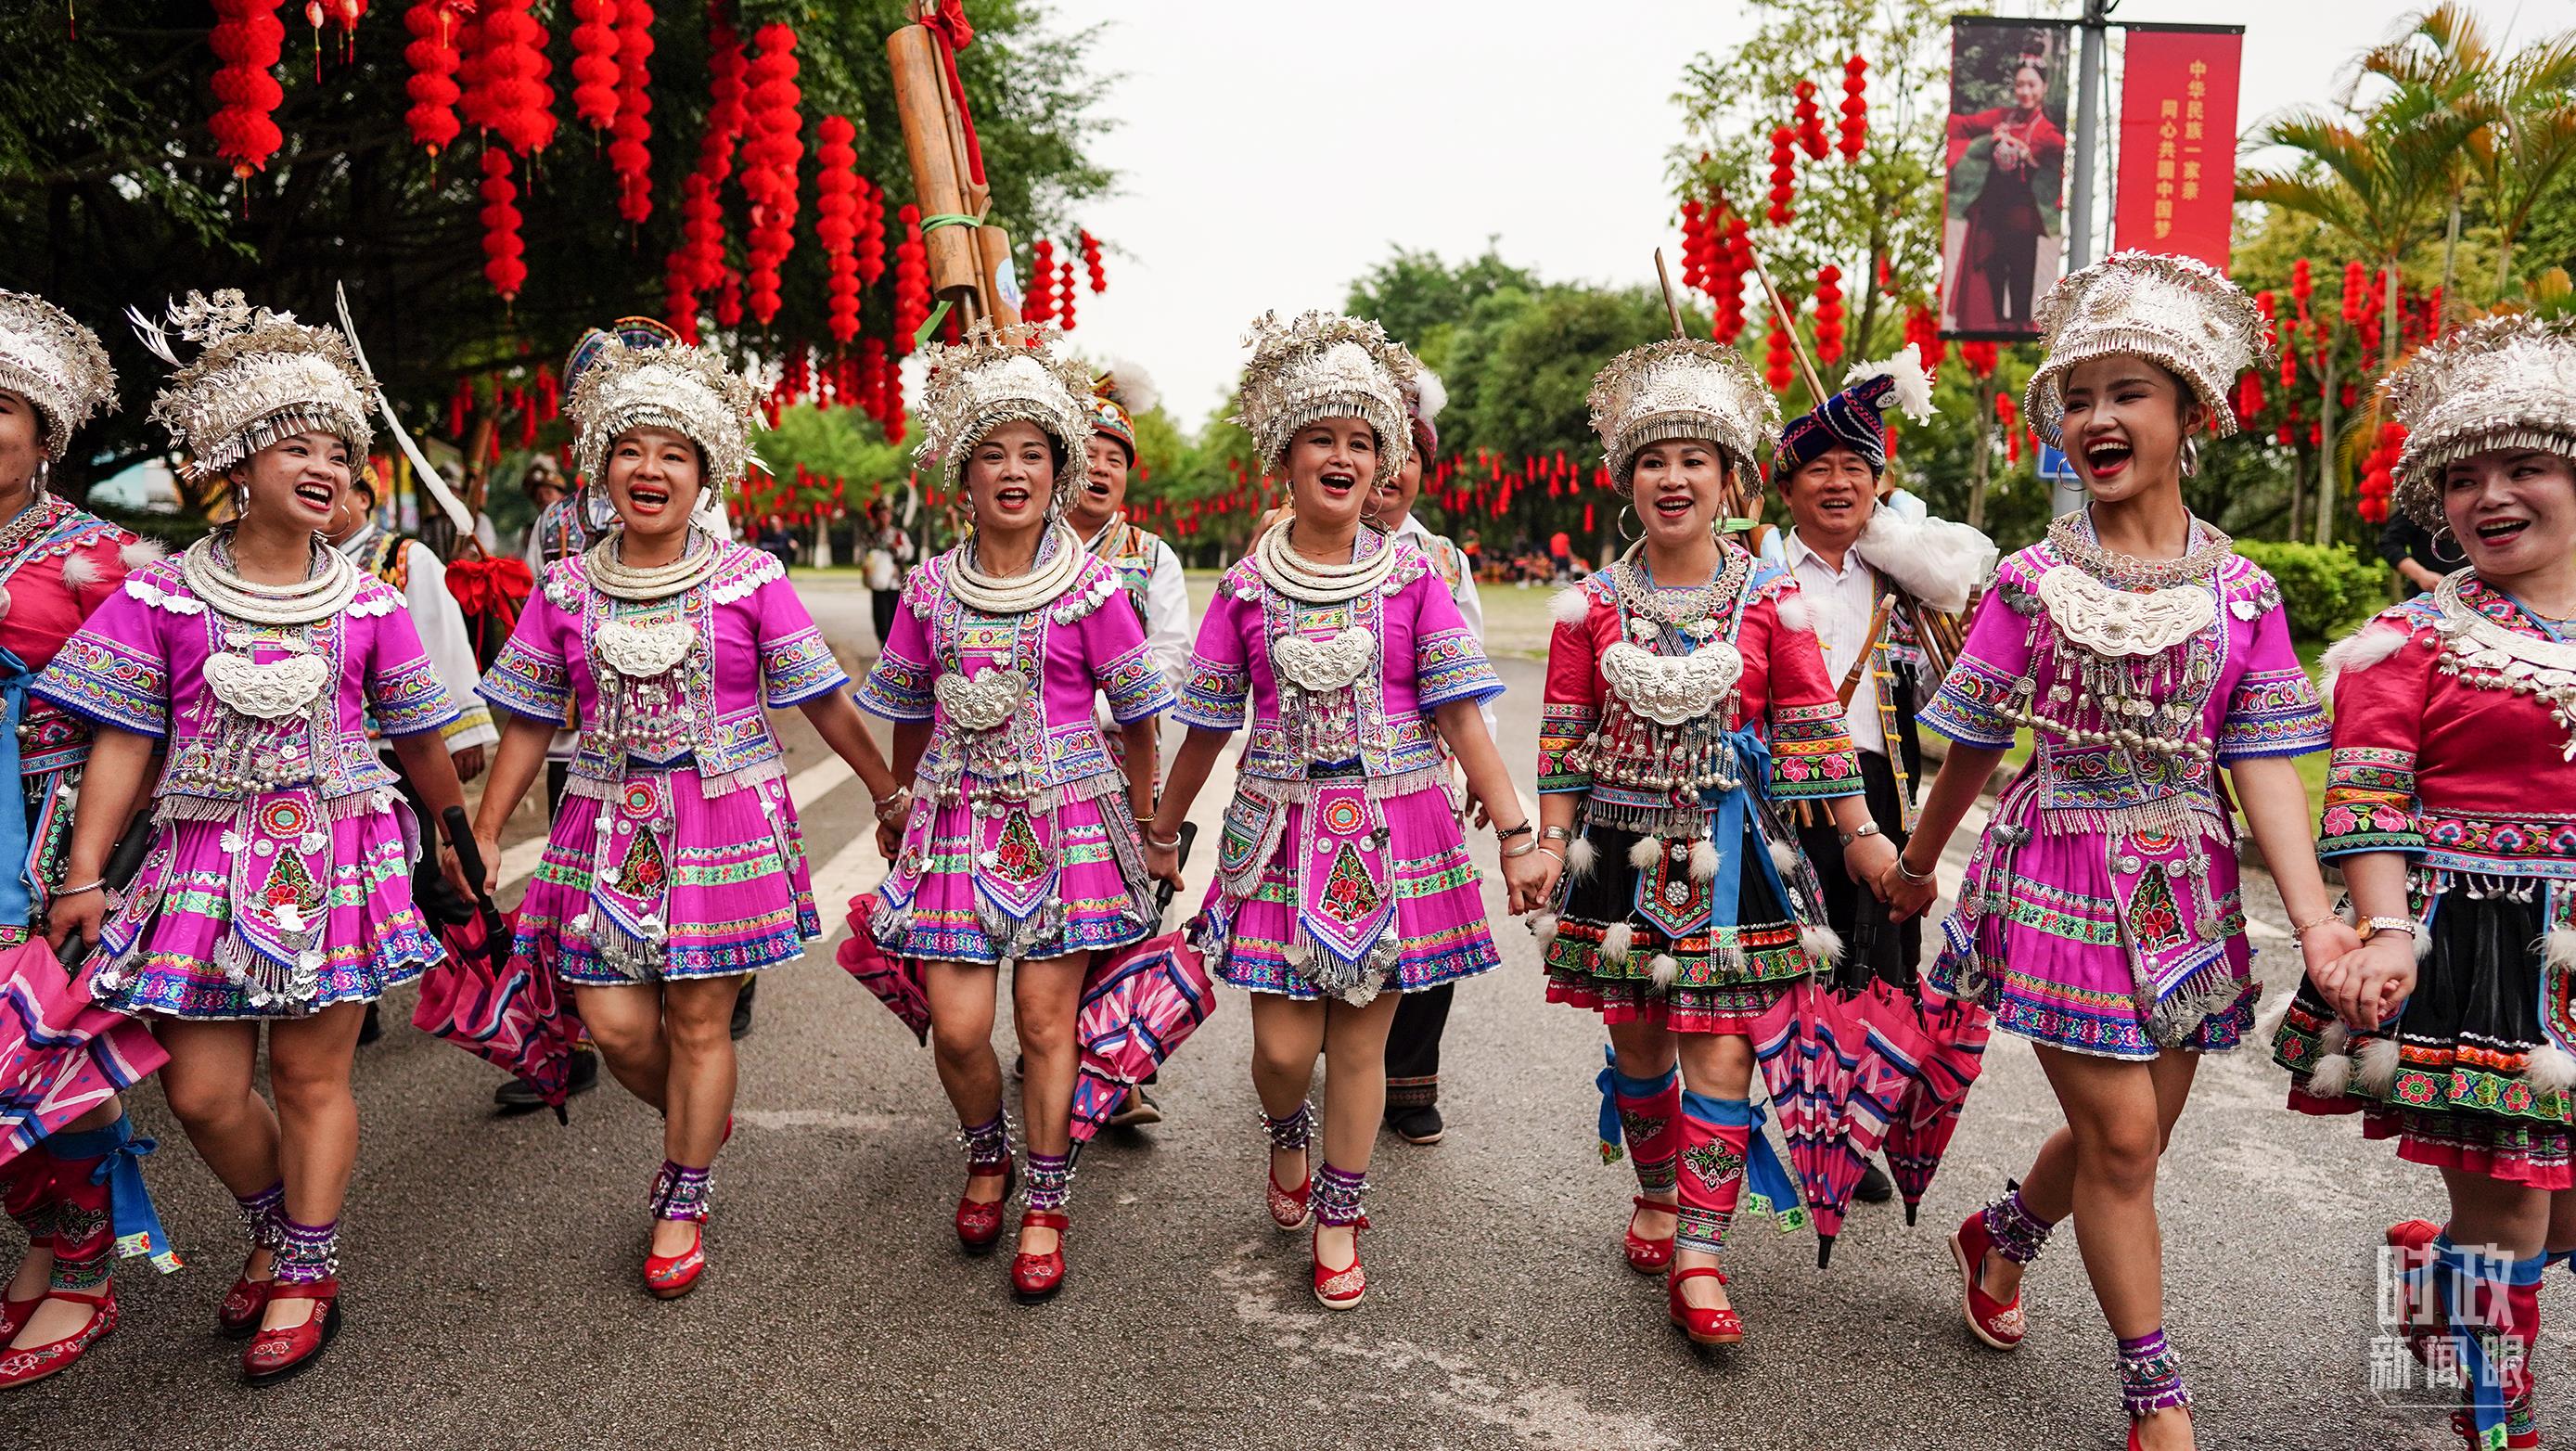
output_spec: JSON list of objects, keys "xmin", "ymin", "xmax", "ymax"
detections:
[
  {"xmin": 2021, "ymin": 251, "xmax": 2271, "ymax": 447},
  {"xmin": 0, "ymin": 291, "xmax": 117, "ymax": 457},
  {"xmin": 565, "ymin": 337, "xmax": 763, "ymax": 494},
  {"xmin": 915, "ymin": 321, "xmax": 1095, "ymax": 505},
  {"xmin": 1587, "ymin": 339, "xmax": 1779, "ymax": 492},
  {"xmin": 2385, "ymin": 313, "xmax": 2576, "ymax": 525},
  {"xmin": 1234, "ymin": 311, "xmax": 1419, "ymax": 485},
  {"xmin": 128, "ymin": 289, "xmax": 374, "ymax": 480}
]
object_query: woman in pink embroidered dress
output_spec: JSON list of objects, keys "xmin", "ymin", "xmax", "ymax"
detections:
[
  {"xmin": 1147, "ymin": 313, "xmax": 1544, "ymax": 1311},
  {"xmin": 860, "ymin": 325, "xmax": 1173, "ymax": 1305},
  {"xmin": 41, "ymin": 291, "xmax": 474, "ymax": 1385},
  {"xmin": 471, "ymin": 324, "xmax": 906, "ymax": 1301}
]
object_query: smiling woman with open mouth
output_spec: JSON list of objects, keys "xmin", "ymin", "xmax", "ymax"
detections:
[
  {"xmin": 1878, "ymin": 254, "xmax": 2341, "ymax": 1451},
  {"xmin": 2269, "ymin": 314, "xmax": 2576, "ymax": 1451}
]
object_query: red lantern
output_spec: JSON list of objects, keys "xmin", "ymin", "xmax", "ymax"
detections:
[
  {"xmin": 480, "ymin": 148, "xmax": 527, "ymax": 302},
  {"xmin": 855, "ymin": 175, "xmax": 887, "ymax": 287},
  {"xmin": 1080, "ymin": 229, "xmax": 1107, "ymax": 293},
  {"xmin": 1960, "ymin": 340, "xmax": 1999, "ymax": 380},
  {"xmin": 815, "ymin": 115, "xmax": 862, "ymax": 345},
  {"xmin": 1710, "ymin": 212, "xmax": 1752, "ymax": 342},
  {"xmin": 1765, "ymin": 124, "xmax": 1797, "ymax": 225},
  {"xmin": 1024, "ymin": 237, "xmax": 1056, "ymax": 325},
  {"xmin": 891, "ymin": 204, "xmax": 930, "ymax": 353},
  {"xmin": 569, "ymin": 0, "xmax": 620, "ymax": 133},
  {"xmin": 1836, "ymin": 55, "xmax": 1868, "ymax": 162},
  {"xmin": 2289, "ymin": 257, "xmax": 2314, "ymax": 326},
  {"xmin": 1678, "ymin": 199, "xmax": 1709, "ymax": 292},
  {"xmin": 1812, "ymin": 264, "xmax": 1845, "ymax": 367},
  {"xmin": 1792, "ymin": 80, "xmax": 1828, "ymax": 161},
  {"xmin": 1763, "ymin": 310, "xmax": 1796, "ymax": 392},
  {"xmin": 402, "ymin": 1, "xmax": 463, "ymax": 157},
  {"xmin": 2236, "ymin": 370, "xmax": 2264, "ymax": 422},
  {"xmin": 482, "ymin": 0, "xmax": 555, "ymax": 159},
  {"xmin": 740, "ymin": 24, "xmax": 803, "ymax": 327},
  {"xmin": 609, "ymin": 0, "xmax": 654, "ymax": 225},
  {"xmin": 211, "ymin": 0, "xmax": 288, "ymax": 181},
  {"xmin": 698, "ymin": 24, "xmax": 750, "ymax": 186},
  {"xmin": 1903, "ymin": 302, "xmax": 1945, "ymax": 376},
  {"xmin": 1057, "ymin": 259, "xmax": 1078, "ymax": 332}
]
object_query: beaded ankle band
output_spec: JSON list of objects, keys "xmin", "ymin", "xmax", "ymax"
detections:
[
  {"xmin": 1982, "ymin": 1181, "xmax": 2053, "ymax": 1265},
  {"xmin": 1312, "ymin": 1163, "xmax": 1368, "ymax": 1227},
  {"xmin": 652, "ymin": 1162, "xmax": 712, "ymax": 1223},
  {"xmin": 1025, "ymin": 1150, "xmax": 1075, "ymax": 1213},
  {"xmin": 958, "ymin": 1111, "xmax": 1014, "ymax": 1173},
  {"xmin": 237, "ymin": 1181, "xmax": 288, "ymax": 1250},
  {"xmin": 1262, "ymin": 1100, "xmax": 1316, "ymax": 1152},
  {"xmin": 2116, "ymin": 1328, "xmax": 2192, "ymax": 1419},
  {"xmin": 274, "ymin": 1216, "xmax": 340, "ymax": 1285}
]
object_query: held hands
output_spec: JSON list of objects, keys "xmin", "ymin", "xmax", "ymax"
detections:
[
  {"xmin": 1877, "ymin": 854, "xmax": 1941, "ymax": 923},
  {"xmin": 1500, "ymin": 846, "xmax": 1557, "ymax": 916},
  {"xmin": 472, "ymin": 830, "xmax": 504, "ymax": 895},
  {"xmin": 1842, "ymin": 833, "xmax": 1898, "ymax": 901},
  {"xmin": 2310, "ymin": 927, "xmax": 2411, "ymax": 1032}
]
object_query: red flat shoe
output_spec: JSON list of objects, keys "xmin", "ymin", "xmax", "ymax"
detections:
[
  {"xmin": 0, "ymin": 1290, "xmax": 40, "ymax": 1342},
  {"xmin": 956, "ymin": 1162, "xmax": 1017, "ymax": 1255},
  {"xmin": 217, "ymin": 1251, "xmax": 275, "ymax": 1340},
  {"xmin": 1667, "ymin": 1265, "xmax": 1743, "ymax": 1346},
  {"xmin": 1951, "ymin": 1210, "xmax": 2026, "ymax": 1350},
  {"xmin": 1010, "ymin": 1211, "xmax": 1069, "ymax": 1303},
  {"xmin": 1313, "ymin": 1219, "xmax": 1367, "ymax": 1311},
  {"xmin": 0, "ymin": 1289, "xmax": 115, "ymax": 1389},
  {"xmin": 643, "ymin": 1224, "xmax": 706, "ymax": 1300},
  {"xmin": 2389, "ymin": 1218, "xmax": 2444, "ymax": 1365},
  {"xmin": 240, "ymin": 1280, "xmax": 340, "ymax": 1385},
  {"xmin": 2127, "ymin": 1409, "xmax": 2195, "ymax": 1451},
  {"xmin": 1268, "ymin": 1162, "xmax": 1312, "ymax": 1233},
  {"xmin": 1624, "ymin": 1195, "xmax": 1677, "ymax": 1275}
]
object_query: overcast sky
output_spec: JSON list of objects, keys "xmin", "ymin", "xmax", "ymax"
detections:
[{"xmin": 1035, "ymin": 0, "xmax": 2555, "ymax": 426}]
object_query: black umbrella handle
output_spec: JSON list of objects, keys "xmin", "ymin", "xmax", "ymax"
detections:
[
  {"xmin": 1152, "ymin": 820, "xmax": 1198, "ymax": 917},
  {"xmin": 56, "ymin": 811, "xmax": 158, "ymax": 969},
  {"xmin": 440, "ymin": 805, "xmax": 510, "ymax": 936}
]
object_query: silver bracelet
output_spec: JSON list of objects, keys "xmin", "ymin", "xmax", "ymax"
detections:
[
  {"xmin": 53, "ymin": 879, "xmax": 104, "ymax": 898},
  {"xmin": 1501, "ymin": 836, "xmax": 1539, "ymax": 859},
  {"xmin": 1838, "ymin": 821, "xmax": 1883, "ymax": 847},
  {"xmin": 1892, "ymin": 854, "xmax": 1934, "ymax": 886},
  {"xmin": 1147, "ymin": 830, "xmax": 1183, "ymax": 850}
]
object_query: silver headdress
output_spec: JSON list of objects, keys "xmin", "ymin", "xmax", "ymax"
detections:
[
  {"xmin": 128, "ymin": 289, "xmax": 374, "ymax": 480},
  {"xmin": 0, "ymin": 291, "xmax": 116, "ymax": 457},
  {"xmin": 2022, "ymin": 251, "xmax": 2271, "ymax": 447},
  {"xmin": 1234, "ymin": 311, "xmax": 1419, "ymax": 485},
  {"xmin": 1586, "ymin": 339, "xmax": 1779, "ymax": 492},
  {"xmin": 2385, "ymin": 313, "xmax": 2576, "ymax": 525},
  {"xmin": 915, "ymin": 321, "xmax": 1094, "ymax": 504},
  {"xmin": 563, "ymin": 317, "xmax": 763, "ymax": 492}
]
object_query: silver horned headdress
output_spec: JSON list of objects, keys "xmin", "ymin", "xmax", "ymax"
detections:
[
  {"xmin": 1587, "ymin": 339, "xmax": 1779, "ymax": 492},
  {"xmin": 129, "ymin": 289, "xmax": 374, "ymax": 480},
  {"xmin": 2384, "ymin": 313, "xmax": 2576, "ymax": 525},
  {"xmin": 2022, "ymin": 251, "xmax": 2271, "ymax": 447},
  {"xmin": 563, "ymin": 316, "xmax": 763, "ymax": 493},
  {"xmin": 1233, "ymin": 311, "xmax": 1419, "ymax": 486},
  {"xmin": 914, "ymin": 321, "xmax": 1095, "ymax": 505},
  {"xmin": 0, "ymin": 291, "xmax": 117, "ymax": 457}
]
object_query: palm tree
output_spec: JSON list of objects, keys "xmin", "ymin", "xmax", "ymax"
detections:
[
  {"xmin": 2476, "ymin": 35, "xmax": 2576, "ymax": 294},
  {"xmin": 2349, "ymin": 3, "xmax": 2497, "ymax": 322},
  {"xmin": 2242, "ymin": 88, "xmax": 2479, "ymax": 545}
]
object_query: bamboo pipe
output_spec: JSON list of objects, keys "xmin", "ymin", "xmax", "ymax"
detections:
[
  {"xmin": 888, "ymin": 24, "xmax": 982, "ymax": 307},
  {"xmin": 1741, "ymin": 243, "xmax": 1828, "ymax": 403},
  {"xmin": 1654, "ymin": 249, "xmax": 1687, "ymax": 340}
]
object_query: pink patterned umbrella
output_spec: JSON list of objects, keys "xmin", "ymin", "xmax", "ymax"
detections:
[
  {"xmin": 0, "ymin": 941, "xmax": 168, "ymax": 1166},
  {"xmin": 411, "ymin": 810, "xmax": 583, "ymax": 1120},
  {"xmin": 1756, "ymin": 978, "xmax": 1932, "ymax": 1267},
  {"xmin": 1069, "ymin": 929, "xmax": 1217, "ymax": 1142},
  {"xmin": 1886, "ymin": 986, "xmax": 1996, "ymax": 1225},
  {"xmin": 837, "ymin": 892, "xmax": 929, "ymax": 1045}
]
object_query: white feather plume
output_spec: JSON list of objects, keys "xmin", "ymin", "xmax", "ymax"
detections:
[
  {"xmin": 1100, "ymin": 357, "xmax": 1160, "ymax": 418},
  {"xmin": 119, "ymin": 538, "xmax": 168, "ymax": 571},
  {"xmin": 2318, "ymin": 1021, "xmax": 2351, "ymax": 1058},
  {"xmin": 2416, "ymin": 928, "xmax": 2434, "ymax": 963},
  {"xmin": 1601, "ymin": 922, "xmax": 1634, "ymax": 964},
  {"xmin": 1566, "ymin": 835, "xmax": 1597, "ymax": 879},
  {"xmin": 1549, "ymin": 584, "xmax": 1595, "ymax": 628},
  {"xmin": 2306, "ymin": 1051, "xmax": 2354, "ymax": 1099},
  {"xmin": 1774, "ymin": 594, "xmax": 1813, "ymax": 635},
  {"xmin": 1768, "ymin": 840, "xmax": 1799, "ymax": 875},
  {"xmin": 2318, "ymin": 623, "xmax": 2410, "ymax": 698},
  {"xmin": 1629, "ymin": 836, "xmax": 1664, "ymax": 871},
  {"xmin": 2528, "ymin": 1044, "xmax": 2576, "ymax": 1096},
  {"xmin": 58, "ymin": 555, "xmax": 98, "ymax": 590},
  {"xmin": 1801, "ymin": 923, "xmax": 1845, "ymax": 968},
  {"xmin": 1841, "ymin": 344, "xmax": 1936, "ymax": 424},
  {"xmin": 2355, "ymin": 1035, "xmax": 2403, "ymax": 1096},
  {"xmin": 1850, "ymin": 506, "xmax": 1999, "ymax": 615},
  {"xmin": 2545, "ymin": 929, "xmax": 2576, "ymax": 969},
  {"xmin": 1529, "ymin": 911, "xmax": 1558, "ymax": 948},
  {"xmin": 1690, "ymin": 839, "xmax": 1722, "ymax": 882},
  {"xmin": 125, "ymin": 302, "xmax": 181, "ymax": 366},
  {"xmin": 1648, "ymin": 954, "xmax": 1680, "ymax": 990},
  {"xmin": 0, "ymin": 586, "xmax": 14, "ymax": 623},
  {"xmin": 1412, "ymin": 367, "xmax": 1448, "ymax": 424}
]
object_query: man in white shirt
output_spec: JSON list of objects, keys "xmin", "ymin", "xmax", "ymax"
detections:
[{"xmin": 327, "ymin": 475, "xmax": 498, "ymax": 777}]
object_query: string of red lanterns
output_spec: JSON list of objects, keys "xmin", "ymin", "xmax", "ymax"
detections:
[
  {"xmin": 1024, "ymin": 237, "xmax": 1057, "ymax": 325},
  {"xmin": 1791, "ymin": 80, "xmax": 1828, "ymax": 161},
  {"xmin": 479, "ymin": 148, "xmax": 526, "ymax": 302},
  {"xmin": 609, "ymin": 0, "xmax": 654, "ymax": 225},
  {"xmin": 401, "ymin": 1, "xmax": 462, "ymax": 158},
  {"xmin": 1812, "ymin": 263, "xmax": 1845, "ymax": 367},
  {"xmin": 1079, "ymin": 229, "xmax": 1107, "ymax": 293},
  {"xmin": 740, "ymin": 23, "xmax": 803, "ymax": 327},
  {"xmin": 814, "ymin": 114, "xmax": 862, "ymax": 346},
  {"xmin": 1837, "ymin": 54, "xmax": 1868, "ymax": 162},
  {"xmin": 568, "ymin": 0, "xmax": 621, "ymax": 133},
  {"xmin": 210, "ymin": 0, "xmax": 288, "ymax": 181}
]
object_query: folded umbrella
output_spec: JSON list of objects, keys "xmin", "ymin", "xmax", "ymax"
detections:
[
  {"xmin": 0, "ymin": 813, "xmax": 163, "ymax": 1165},
  {"xmin": 1069, "ymin": 822, "xmax": 1205, "ymax": 1142},
  {"xmin": 837, "ymin": 892, "xmax": 930, "ymax": 1046},
  {"xmin": 1886, "ymin": 985, "xmax": 1996, "ymax": 1225},
  {"xmin": 410, "ymin": 807, "xmax": 583, "ymax": 1121}
]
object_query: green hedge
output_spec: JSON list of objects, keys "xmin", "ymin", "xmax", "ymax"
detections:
[{"xmin": 2233, "ymin": 539, "xmax": 2386, "ymax": 643}]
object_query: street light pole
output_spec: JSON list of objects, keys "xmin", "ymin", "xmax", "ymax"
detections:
[{"xmin": 2054, "ymin": 0, "xmax": 2116, "ymax": 517}]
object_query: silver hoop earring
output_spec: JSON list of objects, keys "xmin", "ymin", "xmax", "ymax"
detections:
[
  {"xmin": 31, "ymin": 459, "xmax": 49, "ymax": 499},
  {"xmin": 2178, "ymin": 438, "xmax": 2201, "ymax": 479},
  {"xmin": 231, "ymin": 483, "xmax": 250, "ymax": 519},
  {"xmin": 1617, "ymin": 503, "xmax": 1640, "ymax": 544},
  {"xmin": 2431, "ymin": 522, "xmax": 2462, "ymax": 560}
]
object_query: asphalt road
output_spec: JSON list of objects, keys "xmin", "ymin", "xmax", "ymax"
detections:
[{"xmin": 6, "ymin": 577, "xmax": 2476, "ymax": 1450}]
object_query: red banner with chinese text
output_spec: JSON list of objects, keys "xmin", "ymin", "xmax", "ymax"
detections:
[{"xmin": 2113, "ymin": 26, "xmax": 2243, "ymax": 270}]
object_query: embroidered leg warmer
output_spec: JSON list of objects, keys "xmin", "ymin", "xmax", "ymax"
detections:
[{"xmin": 1673, "ymin": 1091, "xmax": 1752, "ymax": 1256}]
